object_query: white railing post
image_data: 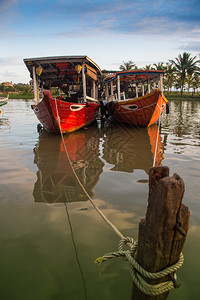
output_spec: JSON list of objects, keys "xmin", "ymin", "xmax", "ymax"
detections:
[
  {"xmin": 142, "ymin": 84, "xmax": 144, "ymax": 96},
  {"xmin": 111, "ymin": 81, "xmax": 114, "ymax": 100},
  {"xmin": 82, "ymin": 64, "xmax": 86, "ymax": 102},
  {"xmin": 148, "ymin": 80, "xmax": 151, "ymax": 93},
  {"xmin": 160, "ymin": 74, "xmax": 163, "ymax": 92},
  {"xmin": 105, "ymin": 83, "xmax": 109, "ymax": 101},
  {"xmin": 117, "ymin": 75, "xmax": 120, "ymax": 100},
  {"xmin": 32, "ymin": 66, "xmax": 39, "ymax": 104},
  {"xmin": 136, "ymin": 83, "xmax": 138, "ymax": 98},
  {"xmin": 92, "ymin": 80, "xmax": 96, "ymax": 99}
]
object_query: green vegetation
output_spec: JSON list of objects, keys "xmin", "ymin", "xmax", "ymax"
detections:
[
  {"xmin": 165, "ymin": 93, "xmax": 200, "ymax": 101},
  {"xmin": 169, "ymin": 52, "xmax": 200, "ymax": 95},
  {"xmin": 118, "ymin": 52, "xmax": 200, "ymax": 99},
  {"xmin": 119, "ymin": 60, "xmax": 136, "ymax": 71},
  {"xmin": 0, "ymin": 92, "xmax": 34, "ymax": 99},
  {"xmin": 0, "ymin": 84, "xmax": 59, "ymax": 100},
  {"xmin": 0, "ymin": 83, "xmax": 34, "ymax": 99}
]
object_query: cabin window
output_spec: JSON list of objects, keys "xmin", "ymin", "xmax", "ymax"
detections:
[
  {"xmin": 70, "ymin": 105, "xmax": 84, "ymax": 112},
  {"xmin": 128, "ymin": 104, "xmax": 138, "ymax": 110}
]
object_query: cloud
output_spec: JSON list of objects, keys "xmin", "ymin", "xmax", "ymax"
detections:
[
  {"xmin": 178, "ymin": 42, "xmax": 200, "ymax": 52},
  {"xmin": 2, "ymin": 0, "xmax": 200, "ymax": 44},
  {"xmin": 51, "ymin": 0, "xmax": 200, "ymax": 36},
  {"xmin": 1, "ymin": 70, "xmax": 17, "ymax": 78},
  {"xmin": 0, "ymin": 57, "xmax": 22, "ymax": 66},
  {"xmin": 0, "ymin": 0, "xmax": 17, "ymax": 11}
]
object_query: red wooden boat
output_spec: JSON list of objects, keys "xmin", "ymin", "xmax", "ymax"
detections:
[
  {"xmin": 0, "ymin": 95, "xmax": 8, "ymax": 114},
  {"xmin": 103, "ymin": 70, "xmax": 168, "ymax": 127},
  {"xmin": 24, "ymin": 56, "xmax": 102, "ymax": 134}
]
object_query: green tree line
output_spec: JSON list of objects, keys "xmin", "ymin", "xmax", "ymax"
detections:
[
  {"xmin": 0, "ymin": 83, "xmax": 31, "ymax": 94},
  {"xmin": 1, "ymin": 52, "xmax": 200, "ymax": 98}
]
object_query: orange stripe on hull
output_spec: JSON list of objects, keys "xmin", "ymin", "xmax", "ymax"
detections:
[{"xmin": 113, "ymin": 89, "xmax": 167, "ymax": 127}]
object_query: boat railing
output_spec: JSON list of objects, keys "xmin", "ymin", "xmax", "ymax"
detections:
[
  {"xmin": 106, "ymin": 94, "xmax": 117, "ymax": 103},
  {"xmin": 120, "ymin": 92, "xmax": 126, "ymax": 101},
  {"xmin": 86, "ymin": 95, "xmax": 99, "ymax": 103}
]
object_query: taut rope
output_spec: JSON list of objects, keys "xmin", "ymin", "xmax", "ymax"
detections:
[{"xmin": 54, "ymin": 99, "xmax": 124, "ymax": 240}]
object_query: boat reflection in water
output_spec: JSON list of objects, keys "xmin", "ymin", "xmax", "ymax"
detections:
[
  {"xmin": 0, "ymin": 117, "xmax": 10, "ymax": 130},
  {"xmin": 102, "ymin": 123, "xmax": 164, "ymax": 174},
  {"xmin": 33, "ymin": 124, "xmax": 104, "ymax": 204}
]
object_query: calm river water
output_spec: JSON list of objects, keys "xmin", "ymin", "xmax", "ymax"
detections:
[{"xmin": 0, "ymin": 99, "xmax": 199, "ymax": 300}]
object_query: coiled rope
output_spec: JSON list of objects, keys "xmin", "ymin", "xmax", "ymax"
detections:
[
  {"xmin": 54, "ymin": 98, "xmax": 183, "ymax": 296},
  {"xmin": 95, "ymin": 237, "xmax": 184, "ymax": 296}
]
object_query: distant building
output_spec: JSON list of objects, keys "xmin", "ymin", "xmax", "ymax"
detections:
[{"xmin": 1, "ymin": 82, "xmax": 14, "ymax": 87}]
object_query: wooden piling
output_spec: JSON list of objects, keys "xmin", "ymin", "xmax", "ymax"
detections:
[{"xmin": 131, "ymin": 166, "xmax": 190, "ymax": 299}]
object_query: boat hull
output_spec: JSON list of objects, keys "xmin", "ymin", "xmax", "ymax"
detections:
[
  {"xmin": 112, "ymin": 89, "xmax": 167, "ymax": 127},
  {"xmin": 0, "ymin": 97, "xmax": 8, "ymax": 107},
  {"xmin": 32, "ymin": 90, "xmax": 100, "ymax": 134}
]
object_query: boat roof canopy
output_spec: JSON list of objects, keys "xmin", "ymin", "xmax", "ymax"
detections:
[
  {"xmin": 104, "ymin": 70, "xmax": 164, "ymax": 84},
  {"xmin": 24, "ymin": 55, "xmax": 102, "ymax": 86}
]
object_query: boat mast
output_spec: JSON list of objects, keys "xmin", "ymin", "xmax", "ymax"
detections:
[{"xmin": 82, "ymin": 64, "xmax": 86, "ymax": 102}]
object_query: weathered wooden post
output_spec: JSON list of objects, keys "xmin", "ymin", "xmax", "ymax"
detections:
[{"xmin": 131, "ymin": 166, "xmax": 190, "ymax": 299}]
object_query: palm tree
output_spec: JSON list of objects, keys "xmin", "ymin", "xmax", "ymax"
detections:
[
  {"xmin": 185, "ymin": 74, "xmax": 193, "ymax": 93},
  {"xmin": 119, "ymin": 60, "xmax": 136, "ymax": 71},
  {"xmin": 143, "ymin": 64, "xmax": 153, "ymax": 70},
  {"xmin": 170, "ymin": 52, "xmax": 200, "ymax": 95},
  {"xmin": 164, "ymin": 63, "xmax": 176, "ymax": 94},
  {"xmin": 153, "ymin": 62, "xmax": 165, "ymax": 71},
  {"xmin": 191, "ymin": 73, "xmax": 200, "ymax": 95}
]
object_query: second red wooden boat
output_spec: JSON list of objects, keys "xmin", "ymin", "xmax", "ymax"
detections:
[{"xmin": 103, "ymin": 70, "xmax": 168, "ymax": 127}]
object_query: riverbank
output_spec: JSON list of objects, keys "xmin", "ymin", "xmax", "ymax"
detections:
[
  {"xmin": 0, "ymin": 92, "xmax": 34, "ymax": 99},
  {"xmin": 1, "ymin": 92, "xmax": 200, "ymax": 101},
  {"xmin": 166, "ymin": 93, "xmax": 200, "ymax": 101}
]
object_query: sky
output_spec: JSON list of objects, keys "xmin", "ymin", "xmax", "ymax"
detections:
[{"xmin": 0, "ymin": 0, "xmax": 200, "ymax": 83}]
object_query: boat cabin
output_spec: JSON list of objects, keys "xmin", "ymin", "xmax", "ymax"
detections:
[
  {"xmin": 103, "ymin": 70, "xmax": 164, "ymax": 102},
  {"xmin": 24, "ymin": 56, "xmax": 102, "ymax": 104}
]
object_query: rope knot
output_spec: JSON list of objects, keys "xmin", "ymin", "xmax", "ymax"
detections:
[
  {"xmin": 94, "ymin": 257, "xmax": 104, "ymax": 266},
  {"xmin": 95, "ymin": 237, "xmax": 184, "ymax": 296}
]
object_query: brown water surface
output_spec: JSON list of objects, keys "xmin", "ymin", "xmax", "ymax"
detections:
[{"xmin": 0, "ymin": 99, "xmax": 200, "ymax": 299}]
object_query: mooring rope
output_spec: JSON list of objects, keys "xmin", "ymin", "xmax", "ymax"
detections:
[
  {"xmin": 54, "ymin": 99, "xmax": 124, "ymax": 240},
  {"xmin": 54, "ymin": 98, "xmax": 183, "ymax": 296}
]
